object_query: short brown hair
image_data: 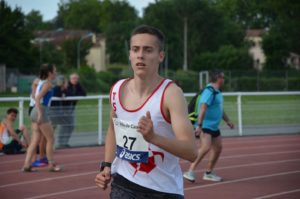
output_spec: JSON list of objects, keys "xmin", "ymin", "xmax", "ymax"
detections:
[
  {"xmin": 7, "ymin": 108, "xmax": 18, "ymax": 115},
  {"xmin": 131, "ymin": 25, "xmax": 165, "ymax": 51}
]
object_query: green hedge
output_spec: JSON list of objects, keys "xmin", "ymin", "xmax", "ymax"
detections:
[{"xmin": 13, "ymin": 69, "xmax": 300, "ymax": 94}]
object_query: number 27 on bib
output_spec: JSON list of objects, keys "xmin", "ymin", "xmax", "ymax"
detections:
[{"xmin": 113, "ymin": 118, "xmax": 149, "ymax": 163}]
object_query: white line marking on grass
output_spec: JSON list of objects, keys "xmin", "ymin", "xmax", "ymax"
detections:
[
  {"xmin": 185, "ymin": 170, "xmax": 300, "ymax": 191},
  {"xmin": 24, "ymin": 186, "xmax": 97, "ymax": 199},
  {"xmin": 0, "ymin": 171, "xmax": 97, "ymax": 188},
  {"xmin": 253, "ymin": 189, "xmax": 300, "ymax": 199}
]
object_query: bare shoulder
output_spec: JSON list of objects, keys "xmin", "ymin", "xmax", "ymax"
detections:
[
  {"xmin": 44, "ymin": 81, "xmax": 52, "ymax": 89},
  {"xmin": 33, "ymin": 78, "xmax": 39, "ymax": 85},
  {"xmin": 163, "ymin": 82, "xmax": 187, "ymax": 110},
  {"xmin": 164, "ymin": 82, "xmax": 185, "ymax": 100}
]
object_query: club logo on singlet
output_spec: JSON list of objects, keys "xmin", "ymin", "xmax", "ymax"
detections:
[{"xmin": 113, "ymin": 118, "xmax": 149, "ymax": 163}]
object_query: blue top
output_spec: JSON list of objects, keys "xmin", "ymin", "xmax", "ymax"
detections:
[
  {"xmin": 195, "ymin": 84, "xmax": 223, "ymax": 131},
  {"xmin": 36, "ymin": 80, "xmax": 53, "ymax": 107}
]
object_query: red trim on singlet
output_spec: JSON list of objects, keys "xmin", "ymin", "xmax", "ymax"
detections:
[
  {"xmin": 160, "ymin": 81, "xmax": 173, "ymax": 124},
  {"xmin": 109, "ymin": 80, "xmax": 122, "ymax": 108},
  {"xmin": 119, "ymin": 78, "xmax": 167, "ymax": 113}
]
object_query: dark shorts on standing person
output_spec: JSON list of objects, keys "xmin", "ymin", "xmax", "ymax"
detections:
[
  {"xmin": 202, "ymin": 128, "xmax": 221, "ymax": 138},
  {"xmin": 3, "ymin": 129, "xmax": 23, "ymax": 154},
  {"xmin": 110, "ymin": 174, "xmax": 184, "ymax": 199}
]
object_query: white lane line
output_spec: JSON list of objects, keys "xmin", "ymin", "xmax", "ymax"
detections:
[
  {"xmin": 1, "ymin": 150, "xmax": 300, "ymax": 176},
  {"xmin": 0, "ymin": 160, "xmax": 99, "ymax": 175},
  {"xmin": 224, "ymin": 143, "xmax": 300, "ymax": 151},
  {"xmin": 0, "ymin": 171, "xmax": 97, "ymax": 188},
  {"xmin": 1, "ymin": 158, "xmax": 300, "ymax": 189},
  {"xmin": 190, "ymin": 158, "xmax": 300, "ymax": 174},
  {"xmin": 180, "ymin": 149, "xmax": 300, "ymax": 164},
  {"xmin": 253, "ymin": 189, "xmax": 300, "ymax": 199},
  {"xmin": 185, "ymin": 170, "xmax": 300, "ymax": 191},
  {"xmin": 23, "ymin": 186, "xmax": 97, "ymax": 199},
  {"xmin": 0, "ymin": 151, "xmax": 101, "ymax": 164},
  {"xmin": 22, "ymin": 169, "xmax": 300, "ymax": 199},
  {"xmin": 1, "ymin": 137, "xmax": 298, "ymax": 165},
  {"xmin": 223, "ymin": 137, "xmax": 300, "ymax": 145}
]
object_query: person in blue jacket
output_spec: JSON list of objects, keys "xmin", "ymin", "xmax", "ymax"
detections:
[{"xmin": 184, "ymin": 69, "xmax": 234, "ymax": 182}]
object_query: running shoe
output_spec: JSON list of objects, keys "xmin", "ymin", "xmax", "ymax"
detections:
[
  {"xmin": 203, "ymin": 171, "xmax": 222, "ymax": 182},
  {"xmin": 31, "ymin": 157, "xmax": 48, "ymax": 167},
  {"xmin": 183, "ymin": 171, "xmax": 196, "ymax": 182}
]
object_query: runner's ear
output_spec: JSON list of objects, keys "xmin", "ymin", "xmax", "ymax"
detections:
[{"xmin": 146, "ymin": 111, "xmax": 151, "ymax": 119}]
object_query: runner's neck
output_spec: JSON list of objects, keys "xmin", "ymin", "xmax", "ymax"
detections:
[{"xmin": 130, "ymin": 76, "xmax": 163, "ymax": 98}]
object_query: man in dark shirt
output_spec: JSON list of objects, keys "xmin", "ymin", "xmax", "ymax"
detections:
[{"xmin": 58, "ymin": 73, "xmax": 86, "ymax": 148}]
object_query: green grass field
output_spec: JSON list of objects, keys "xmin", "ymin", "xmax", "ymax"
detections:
[{"xmin": 1, "ymin": 95, "xmax": 299, "ymax": 135}]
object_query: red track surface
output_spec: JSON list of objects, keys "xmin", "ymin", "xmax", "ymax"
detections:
[{"xmin": 1, "ymin": 134, "xmax": 300, "ymax": 199}]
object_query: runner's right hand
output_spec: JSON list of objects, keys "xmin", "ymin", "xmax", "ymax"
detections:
[{"xmin": 95, "ymin": 167, "xmax": 111, "ymax": 190}]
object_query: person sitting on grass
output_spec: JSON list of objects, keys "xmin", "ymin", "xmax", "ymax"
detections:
[{"xmin": 0, "ymin": 108, "xmax": 30, "ymax": 154}]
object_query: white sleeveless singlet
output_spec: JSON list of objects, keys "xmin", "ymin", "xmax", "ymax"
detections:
[{"xmin": 110, "ymin": 78, "xmax": 183, "ymax": 196}]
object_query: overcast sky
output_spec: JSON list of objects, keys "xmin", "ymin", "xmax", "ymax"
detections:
[{"xmin": 6, "ymin": 0, "xmax": 155, "ymax": 21}]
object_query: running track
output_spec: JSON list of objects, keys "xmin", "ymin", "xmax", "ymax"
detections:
[{"xmin": 0, "ymin": 134, "xmax": 300, "ymax": 199}]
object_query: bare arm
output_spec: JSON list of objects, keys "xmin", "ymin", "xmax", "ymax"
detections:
[
  {"xmin": 5, "ymin": 122, "xmax": 21, "ymax": 143},
  {"xmin": 194, "ymin": 103, "xmax": 208, "ymax": 135},
  {"xmin": 198, "ymin": 103, "xmax": 207, "ymax": 126},
  {"xmin": 223, "ymin": 111, "xmax": 234, "ymax": 129},
  {"xmin": 95, "ymin": 109, "xmax": 116, "ymax": 190},
  {"xmin": 104, "ymin": 109, "xmax": 116, "ymax": 163},
  {"xmin": 35, "ymin": 81, "xmax": 51, "ymax": 122},
  {"xmin": 31, "ymin": 78, "xmax": 39, "ymax": 98},
  {"xmin": 138, "ymin": 84, "xmax": 197, "ymax": 162}
]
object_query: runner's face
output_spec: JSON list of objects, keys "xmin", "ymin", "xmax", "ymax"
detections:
[{"xmin": 129, "ymin": 34, "xmax": 164, "ymax": 77}]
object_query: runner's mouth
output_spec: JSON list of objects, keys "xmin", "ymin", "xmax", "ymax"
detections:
[{"xmin": 136, "ymin": 63, "xmax": 146, "ymax": 67}]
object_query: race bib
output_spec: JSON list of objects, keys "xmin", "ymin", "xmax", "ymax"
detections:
[{"xmin": 113, "ymin": 118, "xmax": 149, "ymax": 163}]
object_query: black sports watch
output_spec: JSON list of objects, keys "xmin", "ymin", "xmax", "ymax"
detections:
[{"xmin": 100, "ymin": 161, "xmax": 112, "ymax": 171}]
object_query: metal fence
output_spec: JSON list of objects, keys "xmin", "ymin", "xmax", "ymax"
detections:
[{"xmin": 0, "ymin": 92, "xmax": 299, "ymax": 147}]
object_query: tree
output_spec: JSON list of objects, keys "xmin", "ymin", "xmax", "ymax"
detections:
[
  {"xmin": 0, "ymin": 0, "xmax": 38, "ymax": 74},
  {"xmin": 56, "ymin": 0, "xmax": 102, "ymax": 32},
  {"xmin": 61, "ymin": 39, "xmax": 92, "ymax": 68},
  {"xmin": 40, "ymin": 42, "xmax": 64, "ymax": 70},
  {"xmin": 213, "ymin": 0, "xmax": 300, "ymax": 70},
  {"xmin": 101, "ymin": 0, "xmax": 139, "ymax": 63},
  {"xmin": 55, "ymin": 0, "xmax": 138, "ymax": 64},
  {"xmin": 212, "ymin": 0, "xmax": 276, "ymax": 29},
  {"xmin": 142, "ymin": 0, "xmax": 245, "ymax": 70},
  {"xmin": 262, "ymin": 0, "xmax": 300, "ymax": 70},
  {"xmin": 194, "ymin": 45, "xmax": 253, "ymax": 71},
  {"xmin": 25, "ymin": 10, "xmax": 54, "ymax": 31}
]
